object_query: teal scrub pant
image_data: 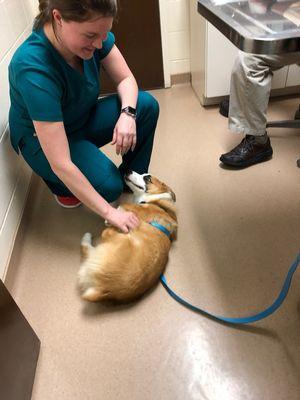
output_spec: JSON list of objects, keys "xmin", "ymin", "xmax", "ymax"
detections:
[{"xmin": 19, "ymin": 91, "xmax": 159, "ymax": 203}]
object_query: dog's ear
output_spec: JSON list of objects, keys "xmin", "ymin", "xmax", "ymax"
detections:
[
  {"xmin": 169, "ymin": 190, "xmax": 176, "ymax": 202},
  {"xmin": 170, "ymin": 222, "xmax": 178, "ymax": 241}
]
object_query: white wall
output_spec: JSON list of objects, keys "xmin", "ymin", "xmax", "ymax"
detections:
[
  {"xmin": 159, "ymin": 0, "xmax": 191, "ymax": 86},
  {"xmin": 0, "ymin": 0, "xmax": 37, "ymax": 279},
  {"xmin": 167, "ymin": 0, "xmax": 190, "ymax": 75}
]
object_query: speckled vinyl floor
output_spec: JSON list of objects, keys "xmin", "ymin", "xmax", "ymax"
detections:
[{"xmin": 6, "ymin": 85, "xmax": 300, "ymax": 400}]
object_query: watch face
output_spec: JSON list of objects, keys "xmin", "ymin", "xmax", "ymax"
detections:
[
  {"xmin": 121, "ymin": 106, "xmax": 137, "ymax": 118},
  {"xmin": 127, "ymin": 106, "xmax": 136, "ymax": 115}
]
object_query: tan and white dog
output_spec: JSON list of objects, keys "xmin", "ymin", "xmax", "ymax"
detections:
[{"xmin": 78, "ymin": 171, "xmax": 177, "ymax": 303}]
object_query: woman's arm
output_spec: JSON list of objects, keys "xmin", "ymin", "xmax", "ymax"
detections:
[
  {"xmin": 102, "ymin": 45, "xmax": 138, "ymax": 108},
  {"xmin": 33, "ymin": 120, "xmax": 139, "ymax": 232},
  {"xmin": 102, "ymin": 45, "xmax": 139, "ymax": 155}
]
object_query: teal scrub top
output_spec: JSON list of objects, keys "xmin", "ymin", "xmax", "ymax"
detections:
[{"xmin": 8, "ymin": 28, "xmax": 115, "ymax": 154}]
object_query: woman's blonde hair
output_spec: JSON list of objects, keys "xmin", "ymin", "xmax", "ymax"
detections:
[{"xmin": 33, "ymin": 0, "xmax": 118, "ymax": 30}]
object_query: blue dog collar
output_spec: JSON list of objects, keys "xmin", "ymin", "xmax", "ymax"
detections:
[{"xmin": 149, "ymin": 221, "xmax": 171, "ymax": 239}]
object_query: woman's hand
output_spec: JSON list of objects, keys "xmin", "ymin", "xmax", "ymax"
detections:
[
  {"xmin": 105, "ymin": 206, "xmax": 139, "ymax": 233},
  {"xmin": 111, "ymin": 112, "xmax": 137, "ymax": 155}
]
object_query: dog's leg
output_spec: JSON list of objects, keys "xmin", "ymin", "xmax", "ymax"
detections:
[{"xmin": 80, "ymin": 232, "xmax": 93, "ymax": 261}]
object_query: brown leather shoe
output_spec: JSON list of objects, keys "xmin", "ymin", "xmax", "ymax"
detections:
[{"xmin": 220, "ymin": 135, "xmax": 273, "ymax": 168}]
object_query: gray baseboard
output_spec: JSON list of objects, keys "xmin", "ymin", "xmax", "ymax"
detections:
[{"xmin": 171, "ymin": 73, "xmax": 191, "ymax": 86}]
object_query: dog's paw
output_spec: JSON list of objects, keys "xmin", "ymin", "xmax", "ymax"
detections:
[{"xmin": 81, "ymin": 287, "xmax": 104, "ymax": 302}]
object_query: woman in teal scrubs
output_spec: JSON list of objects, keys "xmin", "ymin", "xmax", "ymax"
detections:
[{"xmin": 9, "ymin": 0, "xmax": 159, "ymax": 233}]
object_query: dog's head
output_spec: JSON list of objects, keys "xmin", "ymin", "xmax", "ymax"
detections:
[
  {"xmin": 125, "ymin": 171, "xmax": 177, "ymax": 240},
  {"xmin": 124, "ymin": 171, "xmax": 176, "ymax": 204}
]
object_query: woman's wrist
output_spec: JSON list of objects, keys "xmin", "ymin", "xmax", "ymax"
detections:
[
  {"xmin": 121, "ymin": 106, "xmax": 137, "ymax": 120},
  {"xmin": 100, "ymin": 202, "xmax": 112, "ymax": 219}
]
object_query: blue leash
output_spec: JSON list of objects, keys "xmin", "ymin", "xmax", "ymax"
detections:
[
  {"xmin": 148, "ymin": 221, "xmax": 300, "ymax": 324},
  {"xmin": 160, "ymin": 253, "xmax": 300, "ymax": 324}
]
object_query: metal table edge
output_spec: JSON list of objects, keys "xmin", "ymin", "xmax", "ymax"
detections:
[{"xmin": 198, "ymin": 1, "xmax": 300, "ymax": 55}]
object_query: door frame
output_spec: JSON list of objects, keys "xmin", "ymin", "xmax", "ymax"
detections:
[{"xmin": 158, "ymin": 0, "xmax": 171, "ymax": 88}]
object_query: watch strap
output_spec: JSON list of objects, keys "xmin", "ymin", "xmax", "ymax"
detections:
[{"xmin": 121, "ymin": 106, "xmax": 137, "ymax": 119}]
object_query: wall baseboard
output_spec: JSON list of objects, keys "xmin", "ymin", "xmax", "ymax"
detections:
[
  {"xmin": 4, "ymin": 174, "xmax": 41, "ymax": 291},
  {"xmin": 171, "ymin": 73, "xmax": 191, "ymax": 86},
  {"xmin": 0, "ymin": 164, "xmax": 32, "ymax": 281}
]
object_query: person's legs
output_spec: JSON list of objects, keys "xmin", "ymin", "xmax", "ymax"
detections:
[
  {"xmin": 229, "ymin": 52, "xmax": 273, "ymax": 137},
  {"xmin": 20, "ymin": 138, "xmax": 124, "ymax": 203},
  {"xmin": 18, "ymin": 89, "xmax": 159, "ymax": 202},
  {"xmin": 220, "ymin": 51, "xmax": 300, "ymax": 167},
  {"xmin": 86, "ymin": 90, "xmax": 159, "ymax": 177}
]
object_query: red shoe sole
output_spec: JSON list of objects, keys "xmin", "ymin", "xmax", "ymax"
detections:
[{"xmin": 54, "ymin": 195, "xmax": 82, "ymax": 208}]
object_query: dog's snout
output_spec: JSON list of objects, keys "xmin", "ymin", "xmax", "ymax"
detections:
[
  {"xmin": 124, "ymin": 170, "xmax": 133, "ymax": 177},
  {"xmin": 143, "ymin": 175, "xmax": 152, "ymax": 184}
]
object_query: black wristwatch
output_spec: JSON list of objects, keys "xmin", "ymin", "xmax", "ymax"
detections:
[{"xmin": 121, "ymin": 106, "xmax": 137, "ymax": 119}]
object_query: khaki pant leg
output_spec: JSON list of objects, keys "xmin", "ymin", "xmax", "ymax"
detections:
[{"xmin": 229, "ymin": 51, "xmax": 300, "ymax": 136}]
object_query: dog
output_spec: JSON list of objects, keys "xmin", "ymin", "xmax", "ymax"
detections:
[{"xmin": 77, "ymin": 171, "xmax": 177, "ymax": 303}]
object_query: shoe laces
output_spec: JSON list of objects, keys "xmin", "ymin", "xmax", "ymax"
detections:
[{"xmin": 240, "ymin": 135, "xmax": 256, "ymax": 152}]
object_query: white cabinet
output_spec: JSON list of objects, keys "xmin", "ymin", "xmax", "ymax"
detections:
[
  {"xmin": 190, "ymin": 2, "xmax": 297, "ymax": 105},
  {"xmin": 0, "ymin": 132, "xmax": 32, "ymax": 279},
  {"xmin": 205, "ymin": 22, "xmax": 238, "ymax": 98}
]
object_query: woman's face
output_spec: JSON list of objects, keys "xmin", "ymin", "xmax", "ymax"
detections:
[{"xmin": 54, "ymin": 11, "xmax": 113, "ymax": 60}]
